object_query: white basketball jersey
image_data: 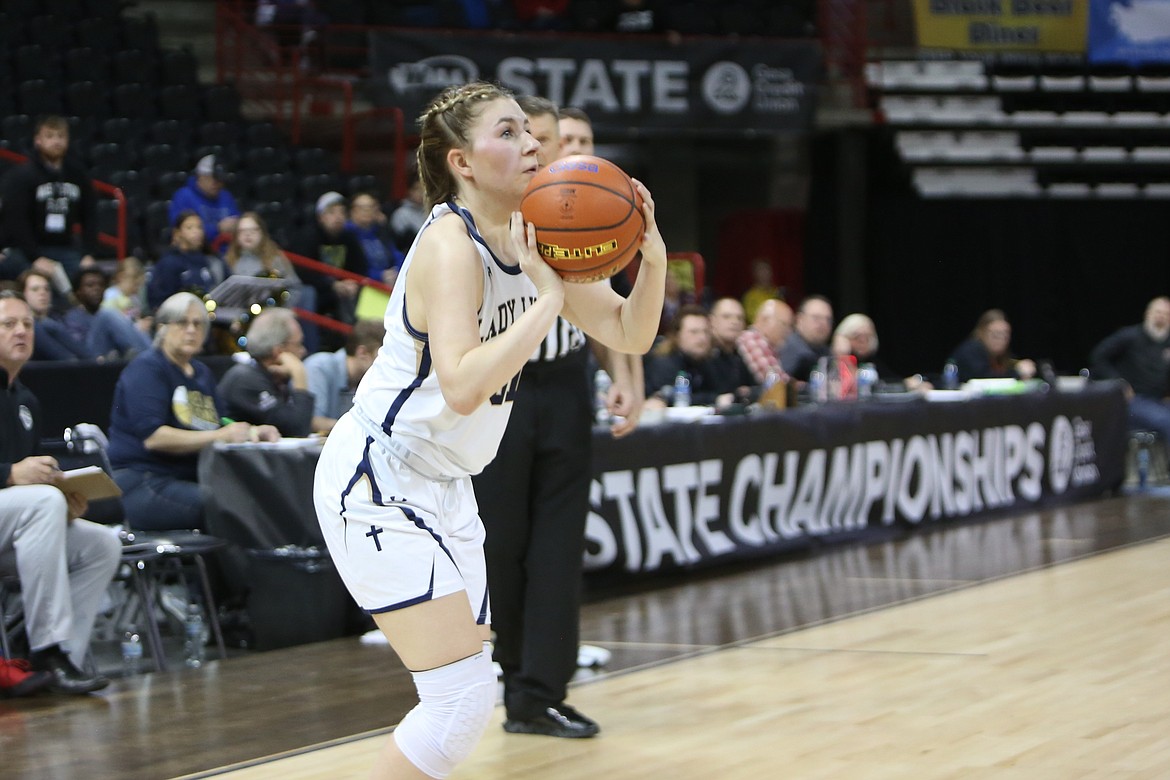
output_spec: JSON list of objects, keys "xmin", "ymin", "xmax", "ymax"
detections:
[{"xmin": 352, "ymin": 202, "xmax": 538, "ymax": 477}]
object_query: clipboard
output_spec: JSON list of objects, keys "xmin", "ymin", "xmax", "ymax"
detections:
[
  {"xmin": 205, "ymin": 275, "xmax": 291, "ymax": 316},
  {"xmin": 59, "ymin": 466, "xmax": 122, "ymax": 501}
]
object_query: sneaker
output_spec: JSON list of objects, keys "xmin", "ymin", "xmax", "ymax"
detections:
[
  {"xmin": 0, "ymin": 658, "xmax": 52, "ymax": 698},
  {"xmin": 503, "ymin": 704, "xmax": 600, "ymax": 738}
]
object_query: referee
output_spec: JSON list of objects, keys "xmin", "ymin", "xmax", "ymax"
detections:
[{"xmin": 472, "ymin": 98, "xmax": 644, "ymax": 738}]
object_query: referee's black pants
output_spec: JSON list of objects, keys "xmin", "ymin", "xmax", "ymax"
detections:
[{"xmin": 473, "ymin": 350, "xmax": 592, "ymax": 719}]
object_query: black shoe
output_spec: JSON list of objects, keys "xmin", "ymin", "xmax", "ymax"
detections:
[
  {"xmin": 31, "ymin": 647, "xmax": 110, "ymax": 695},
  {"xmin": 503, "ymin": 704, "xmax": 600, "ymax": 738}
]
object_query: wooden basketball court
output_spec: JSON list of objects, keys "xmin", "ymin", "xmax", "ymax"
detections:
[{"xmin": 3, "ymin": 492, "xmax": 1168, "ymax": 779}]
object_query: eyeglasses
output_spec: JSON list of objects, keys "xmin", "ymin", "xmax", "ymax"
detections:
[{"xmin": 170, "ymin": 318, "xmax": 206, "ymax": 330}]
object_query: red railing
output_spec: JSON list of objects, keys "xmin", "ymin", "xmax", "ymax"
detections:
[
  {"xmin": 0, "ymin": 149, "xmax": 127, "ymax": 260},
  {"xmin": 283, "ymin": 249, "xmax": 393, "ymax": 335}
]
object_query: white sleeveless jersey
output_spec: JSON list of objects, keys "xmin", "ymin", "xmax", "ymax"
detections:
[{"xmin": 351, "ymin": 201, "xmax": 538, "ymax": 478}]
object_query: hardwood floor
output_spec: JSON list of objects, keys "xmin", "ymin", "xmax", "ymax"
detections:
[{"xmin": 2, "ymin": 492, "xmax": 1168, "ymax": 780}]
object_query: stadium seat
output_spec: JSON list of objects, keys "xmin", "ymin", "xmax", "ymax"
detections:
[
  {"xmin": 250, "ymin": 173, "xmax": 298, "ymax": 204},
  {"xmin": 158, "ymin": 85, "xmax": 203, "ymax": 122},
  {"xmin": 65, "ymin": 81, "xmax": 109, "ymax": 120},
  {"xmin": 17, "ymin": 79, "xmax": 65, "ymax": 117}
]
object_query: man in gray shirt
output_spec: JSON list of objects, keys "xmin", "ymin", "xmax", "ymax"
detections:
[{"xmin": 304, "ymin": 319, "xmax": 385, "ymax": 432}]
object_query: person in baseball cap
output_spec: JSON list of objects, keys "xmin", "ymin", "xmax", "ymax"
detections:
[{"xmin": 168, "ymin": 154, "xmax": 241, "ymax": 250}]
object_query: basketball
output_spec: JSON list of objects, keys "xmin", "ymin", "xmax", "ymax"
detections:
[{"xmin": 520, "ymin": 155, "xmax": 645, "ymax": 283}]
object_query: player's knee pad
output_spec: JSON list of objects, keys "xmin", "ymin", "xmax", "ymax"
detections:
[{"xmin": 393, "ymin": 643, "xmax": 496, "ymax": 779}]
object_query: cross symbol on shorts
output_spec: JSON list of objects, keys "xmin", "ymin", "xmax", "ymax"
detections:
[{"xmin": 366, "ymin": 525, "xmax": 384, "ymax": 552}]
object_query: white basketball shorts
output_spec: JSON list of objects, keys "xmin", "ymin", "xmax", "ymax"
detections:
[{"xmin": 313, "ymin": 413, "xmax": 490, "ymax": 623}]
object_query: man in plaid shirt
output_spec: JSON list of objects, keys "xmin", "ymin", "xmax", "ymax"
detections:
[{"xmin": 736, "ymin": 298, "xmax": 794, "ymax": 385}]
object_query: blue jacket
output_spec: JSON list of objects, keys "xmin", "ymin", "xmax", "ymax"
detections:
[{"xmin": 168, "ymin": 177, "xmax": 240, "ymax": 245}]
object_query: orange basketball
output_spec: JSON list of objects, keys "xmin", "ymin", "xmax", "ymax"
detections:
[{"xmin": 520, "ymin": 155, "xmax": 645, "ymax": 283}]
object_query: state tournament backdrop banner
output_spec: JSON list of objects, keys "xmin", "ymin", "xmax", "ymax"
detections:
[
  {"xmin": 1088, "ymin": 0, "xmax": 1170, "ymax": 62},
  {"xmin": 913, "ymin": 0, "xmax": 1089, "ymax": 52},
  {"xmin": 367, "ymin": 30, "xmax": 820, "ymax": 135}
]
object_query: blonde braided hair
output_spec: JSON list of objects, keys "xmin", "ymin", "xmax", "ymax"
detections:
[{"xmin": 416, "ymin": 81, "xmax": 515, "ymax": 212}]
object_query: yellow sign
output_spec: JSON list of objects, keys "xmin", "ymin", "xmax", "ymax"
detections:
[{"xmin": 914, "ymin": 0, "xmax": 1088, "ymax": 52}]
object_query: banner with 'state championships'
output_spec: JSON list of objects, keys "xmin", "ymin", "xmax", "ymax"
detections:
[
  {"xmin": 367, "ymin": 30, "xmax": 821, "ymax": 135},
  {"xmin": 913, "ymin": 0, "xmax": 1089, "ymax": 52}
]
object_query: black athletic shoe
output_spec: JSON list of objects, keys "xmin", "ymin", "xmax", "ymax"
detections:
[
  {"xmin": 503, "ymin": 704, "xmax": 600, "ymax": 738},
  {"xmin": 31, "ymin": 647, "xmax": 109, "ymax": 695}
]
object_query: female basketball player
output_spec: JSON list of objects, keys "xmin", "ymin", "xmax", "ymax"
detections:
[{"xmin": 313, "ymin": 81, "xmax": 666, "ymax": 779}]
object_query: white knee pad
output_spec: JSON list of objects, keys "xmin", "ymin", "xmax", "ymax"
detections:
[{"xmin": 394, "ymin": 643, "xmax": 496, "ymax": 779}]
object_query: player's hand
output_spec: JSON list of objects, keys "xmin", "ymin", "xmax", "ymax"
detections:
[
  {"xmin": 631, "ymin": 179, "xmax": 666, "ymax": 270},
  {"xmin": 8, "ymin": 456, "xmax": 61, "ymax": 486},
  {"xmin": 607, "ymin": 380, "xmax": 643, "ymax": 439},
  {"xmin": 511, "ymin": 213, "xmax": 563, "ymax": 302}
]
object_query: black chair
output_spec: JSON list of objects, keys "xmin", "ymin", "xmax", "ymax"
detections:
[
  {"xmin": 203, "ymin": 84, "xmax": 242, "ymax": 123},
  {"xmin": 100, "ymin": 116, "xmax": 148, "ymax": 146},
  {"xmin": 17, "ymin": 79, "xmax": 65, "ymax": 117},
  {"xmin": 254, "ymin": 201, "xmax": 293, "ymax": 239},
  {"xmin": 244, "ymin": 121, "xmax": 285, "ymax": 149},
  {"xmin": 294, "ymin": 146, "xmax": 334, "ymax": 176},
  {"xmin": 64, "ymin": 47, "xmax": 110, "ymax": 86},
  {"xmin": 112, "ymin": 49, "xmax": 157, "ymax": 86},
  {"xmin": 65, "ymin": 81, "xmax": 109, "ymax": 120},
  {"xmin": 0, "ymin": 114, "xmax": 34, "ymax": 152},
  {"xmin": 64, "ymin": 115, "xmax": 98, "ymax": 151},
  {"xmin": 300, "ymin": 173, "xmax": 341, "ymax": 204},
  {"xmin": 46, "ymin": 0, "xmax": 87, "ymax": 19},
  {"xmin": 26, "ymin": 14, "xmax": 74, "ymax": 50},
  {"xmin": 249, "ymin": 172, "xmax": 298, "ymax": 204},
  {"xmin": 148, "ymin": 119, "xmax": 190, "ymax": 149},
  {"xmin": 141, "ymin": 199, "xmax": 174, "ymax": 253},
  {"xmin": 120, "ymin": 15, "xmax": 160, "ymax": 53},
  {"xmin": 75, "ymin": 17, "xmax": 121, "ymax": 51},
  {"xmin": 0, "ymin": 14, "xmax": 27, "ymax": 51},
  {"xmin": 14, "ymin": 45, "xmax": 61, "ymax": 85},
  {"xmin": 245, "ymin": 146, "xmax": 291, "ymax": 176},
  {"xmin": 160, "ymin": 48, "xmax": 200, "ymax": 87},
  {"xmin": 197, "ymin": 120, "xmax": 238, "ymax": 148},
  {"xmin": 151, "ymin": 170, "xmax": 190, "ymax": 200},
  {"xmin": 89, "ymin": 141, "xmax": 136, "ymax": 172},
  {"xmin": 107, "ymin": 168, "xmax": 149, "ymax": 206},
  {"xmin": 112, "ymin": 83, "xmax": 157, "ymax": 121},
  {"xmin": 348, "ymin": 173, "xmax": 381, "ymax": 197},
  {"xmin": 158, "ymin": 84, "xmax": 202, "ymax": 122}
]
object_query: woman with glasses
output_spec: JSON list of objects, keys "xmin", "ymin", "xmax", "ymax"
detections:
[
  {"xmin": 107, "ymin": 292, "xmax": 278, "ymax": 531},
  {"xmin": 948, "ymin": 308, "xmax": 1037, "ymax": 383}
]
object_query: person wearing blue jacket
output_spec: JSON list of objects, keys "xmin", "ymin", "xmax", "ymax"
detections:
[
  {"xmin": 167, "ymin": 155, "xmax": 241, "ymax": 250},
  {"xmin": 147, "ymin": 211, "xmax": 227, "ymax": 310}
]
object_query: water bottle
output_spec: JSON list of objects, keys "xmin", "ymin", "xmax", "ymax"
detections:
[
  {"xmin": 184, "ymin": 603, "xmax": 208, "ymax": 668},
  {"xmin": 593, "ymin": 369, "xmax": 612, "ymax": 424},
  {"xmin": 942, "ymin": 360, "xmax": 960, "ymax": 390},
  {"xmin": 122, "ymin": 626, "xmax": 143, "ymax": 677},
  {"xmin": 808, "ymin": 368, "xmax": 826, "ymax": 405},
  {"xmin": 858, "ymin": 363, "xmax": 878, "ymax": 399},
  {"xmin": 673, "ymin": 371, "xmax": 691, "ymax": 408}
]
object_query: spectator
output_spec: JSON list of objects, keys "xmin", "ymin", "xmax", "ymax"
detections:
[
  {"xmin": 558, "ymin": 106, "xmax": 595, "ymax": 157},
  {"xmin": 736, "ymin": 297, "xmax": 793, "ymax": 385},
  {"xmin": 224, "ymin": 211, "xmax": 318, "ymax": 352},
  {"xmin": 23, "ymin": 268, "xmax": 150, "ymax": 361},
  {"xmin": 303, "ymin": 317, "xmax": 385, "ymax": 433},
  {"xmin": 645, "ymin": 304, "xmax": 752, "ymax": 408},
  {"xmin": 168, "ymin": 155, "xmax": 241, "ymax": 251},
  {"xmin": 291, "ymin": 192, "xmax": 367, "ymax": 327},
  {"xmin": 832, "ymin": 313, "xmax": 927, "ymax": 390},
  {"xmin": 0, "ymin": 115, "xmax": 99, "ymax": 286},
  {"xmin": 147, "ymin": 210, "xmax": 228, "ymax": 311},
  {"xmin": 388, "ymin": 164, "xmax": 427, "ymax": 253},
  {"xmin": 708, "ymin": 297, "xmax": 755, "ymax": 388},
  {"xmin": 779, "ymin": 294, "xmax": 834, "ymax": 382},
  {"xmin": 346, "ymin": 191, "xmax": 404, "ymax": 289},
  {"xmin": 107, "ymin": 292, "xmax": 278, "ymax": 531},
  {"xmin": 1089, "ymin": 296, "xmax": 1170, "ymax": 444},
  {"xmin": 102, "ymin": 256, "xmax": 152, "ymax": 335},
  {"xmin": 218, "ymin": 308, "xmax": 314, "ymax": 437},
  {"xmin": 741, "ymin": 258, "xmax": 782, "ymax": 323},
  {"xmin": 0, "ymin": 290, "xmax": 121, "ymax": 695},
  {"xmin": 948, "ymin": 309, "xmax": 1037, "ymax": 382}
]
